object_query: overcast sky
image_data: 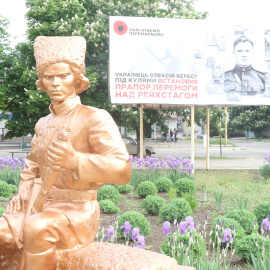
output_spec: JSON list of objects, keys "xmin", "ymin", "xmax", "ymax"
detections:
[
  {"xmin": 1, "ymin": 0, "xmax": 269, "ymax": 47},
  {"xmin": 195, "ymin": 0, "xmax": 269, "ymax": 25},
  {"xmin": 1, "ymin": 0, "xmax": 28, "ymax": 46}
]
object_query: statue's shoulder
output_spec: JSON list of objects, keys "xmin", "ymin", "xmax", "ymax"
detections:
[
  {"xmin": 34, "ymin": 114, "xmax": 52, "ymax": 133},
  {"xmin": 36, "ymin": 113, "xmax": 51, "ymax": 125},
  {"xmin": 78, "ymin": 105, "xmax": 111, "ymax": 119}
]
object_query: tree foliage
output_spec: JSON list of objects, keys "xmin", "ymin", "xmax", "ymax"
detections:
[
  {"xmin": 228, "ymin": 106, "xmax": 270, "ymax": 138},
  {"xmin": 0, "ymin": 15, "xmax": 11, "ymax": 109},
  {"xmin": 180, "ymin": 107, "xmax": 225, "ymax": 135},
  {"xmin": 0, "ymin": 40, "xmax": 50, "ymax": 137},
  {"xmin": 1, "ymin": 0, "xmax": 207, "ymax": 138},
  {"xmin": 0, "ymin": 15, "xmax": 10, "ymax": 54}
]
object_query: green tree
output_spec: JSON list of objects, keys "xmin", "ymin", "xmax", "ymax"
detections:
[
  {"xmin": 181, "ymin": 107, "xmax": 225, "ymax": 136},
  {"xmin": 0, "ymin": 15, "xmax": 11, "ymax": 109},
  {"xmin": 1, "ymin": 0, "xmax": 207, "ymax": 138},
  {"xmin": 228, "ymin": 106, "xmax": 270, "ymax": 138},
  {"xmin": 0, "ymin": 41, "xmax": 50, "ymax": 137}
]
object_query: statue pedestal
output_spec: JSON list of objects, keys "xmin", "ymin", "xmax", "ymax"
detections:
[{"xmin": 59, "ymin": 242, "xmax": 195, "ymax": 270}]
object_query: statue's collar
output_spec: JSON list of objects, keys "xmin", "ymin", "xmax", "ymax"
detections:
[{"xmin": 49, "ymin": 96, "xmax": 81, "ymax": 116}]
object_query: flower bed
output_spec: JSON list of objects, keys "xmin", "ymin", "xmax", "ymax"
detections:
[{"xmin": 1, "ymin": 156, "xmax": 270, "ymax": 269}]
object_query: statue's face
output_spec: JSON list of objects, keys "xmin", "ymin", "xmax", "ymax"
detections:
[{"xmin": 42, "ymin": 63, "xmax": 77, "ymax": 105}]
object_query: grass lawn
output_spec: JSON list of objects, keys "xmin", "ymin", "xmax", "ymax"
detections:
[
  {"xmin": 195, "ymin": 138, "xmax": 238, "ymax": 147},
  {"xmin": 194, "ymin": 169, "xmax": 266, "ymax": 212}
]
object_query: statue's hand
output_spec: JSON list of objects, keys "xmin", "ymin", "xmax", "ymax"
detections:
[
  {"xmin": 47, "ymin": 140, "xmax": 77, "ymax": 170},
  {"xmin": 6, "ymin": 192, "xmax": 28, "ymax": 213}
]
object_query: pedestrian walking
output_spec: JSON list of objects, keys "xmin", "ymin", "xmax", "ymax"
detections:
[
  {"xmin": 170, "ymin": 129, "xmax": 173, "ymax": 143},
  {"xmin": 174, "ymin": 128, "xmax": 178, "ymax": 142},
  {"xmin": 163, "ymin": 131, "xmax": 167, "ymax": 142}
]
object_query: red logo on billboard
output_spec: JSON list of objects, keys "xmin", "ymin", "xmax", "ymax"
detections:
[{"xmin": 114, "ymin": 21, "xmax": 128, "ymax": 35}]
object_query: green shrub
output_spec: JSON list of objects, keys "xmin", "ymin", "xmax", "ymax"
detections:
[
  {"xmin": 0, "ymin": 206, "xmax": 5, "ymax": 217},
  {"xmin": 168, "ymin": 187, "xmax": 177, "ymax": 201},
  {"xmin": 0, "ymin": 181, "xmax": 13, "ymax": 198},
  {"xmin": 136, "ymin": 181, "xmax": 157, "ymax": 198},
  {"xmin": 159, "ymin": 198, "xmax": 192, "ymax": 223},
  {"xmin": 97, "ymin": 185, "xmax": 121, "ymax": 205},
  {"xmin": 225, "ymin": 209, "xmax": 257, "ymax": 235},
  {"xmin": 211, "ymin": 216, "xmax": 246, "ymax": 246},
  {"xmin": 117, "ymin": 184, "xmax": 134, "ymax": 194},
  {"xmin": 0, "ymin": 197, "xmax": 10, "ymax": 202},
  {"xmin": 10, "ymin": 184, "xmax": 18, "ymax": 194},
  {"xmin": 259, "ymin": 164, "xmax": 270, "ymax": 180},
  {"xmin": 99, "ymin": 199, "xmax": 120, "ymax": 214},
  {"xmin": 129, "ymin": 170, "xmax": 145, "ymax": 190},
  {"xmin": 160, "ymin": 232, "xmax": 206, "ymax": 259},
  {"xmin": 155, "ymin": 177, "xmax": 173, "ymax": 192},
  {"xmin": 118, "ymin": 211, "xmax": 151, "ymax": 237},
  {"xmin": 235, "ymin": 233, "xmax": 270, "ymax": 261},
  {"xmin": 174, "ymin": 178, "xmax": 196, "ymax": 197},
  {"xmin": 182, "ymin": 193, "xmax": 197, "ymax": 211},
  {"xmin": 141, "ymin": 195, "xmax": 166, "ymax": 215},
  {"xmin": 253, "ymin": 202, "xmax": 270, "ymax": 226}
]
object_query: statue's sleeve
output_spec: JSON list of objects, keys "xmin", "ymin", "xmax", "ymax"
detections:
[
  {"xmin": 74, "ymin": 109, "xmax": 131, "ymax": 185},
  {"xmin": 18, "ymin": 121, "xmax": 41, "ymax": 195}
]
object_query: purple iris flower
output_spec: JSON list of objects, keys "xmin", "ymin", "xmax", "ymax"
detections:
[
  {"xmin": 160, "ymin": 160, "xmax": 166, "ymax": 168},
  {"xmin": 0, "ymin": 157, "xmax": 25, "ymax": 170},
  {"xmin": 151, "ymin": 163, "xmax": 156, "ymax": 170},
  {"xmin": 106, "ymin": 225, "xmax": 115, "ymax": 240},
  {"xmin": 162, "ymin": 221, "xmax": 171, "ymax": 235},
  {"xmin": 221, "ymin": 228, "xmax": 234, "ymax": 243},
  {"xmin": 261, "ymin": 218, "xmax": 270, "ymax": 231},
  {"xmin": 264, "ymin": 153, "xmax": 270, "ymax": 163},
  {"xmin": 120, "ymin": 221, "xmax": 132, "ymax": 235},
  {"xmin": 179, "ymin": 221, "xmax": 187, "ymax": 235},
  {"xmin": 185, "ymin": 216, "xmax": 195, "ymax": 230},
  {"xmin": 132, "ymin": 227, "xmax": 140, "ymax": 240},
  {"xmin": 135, "ymin": 235, "xmax": 145, "ymax": 249}
]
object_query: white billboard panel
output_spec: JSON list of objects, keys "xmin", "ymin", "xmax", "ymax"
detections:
[{"xmin": 109, "ymin": 16, "xmax": 270, "ymax": 106}]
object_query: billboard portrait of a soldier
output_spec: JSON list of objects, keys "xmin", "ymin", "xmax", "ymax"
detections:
[{"xmin": 224, "ymin": 35, "xmax": 266, "ymax": 101}]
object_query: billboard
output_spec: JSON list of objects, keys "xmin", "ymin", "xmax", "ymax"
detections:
[{"xmin": 109, "ymin": 16, "xmax": 270, "ymax": 106}]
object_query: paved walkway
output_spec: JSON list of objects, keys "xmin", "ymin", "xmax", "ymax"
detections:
[
  {"xmin": 145, "ymin": 139, "xmax": 264, "ymax": 170},
  {"xmin": 193, "ymin": 158, "xmax": 263, "ymax": 170},
  {"xmin": 0, "ymin": 140, "xmax": 265, "ymax": 170}
]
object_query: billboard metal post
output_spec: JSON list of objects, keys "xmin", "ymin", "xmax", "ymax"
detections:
[
  {"xmin": 186, "ymin": 118, "xmax": 188, "ymax": 139},
  {"xmin": 225, "ymin": 107, "xmax": 228, "ymax": 144},
  {"xmin": 191, "ymin": 105, "xmax": 195, "ymax": 174},
  {"xmin": 140, "ymin": 104, "xmax": 144, "ymax": 158},
  {"xmin": 206, "ymin": 106, "xmax": 210, "ymax": 170}
]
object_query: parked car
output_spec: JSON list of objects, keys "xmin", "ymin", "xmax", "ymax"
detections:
[
  {"xmin": 185, "ymin": 131, "xmax": 204, "ymax": 139},
  {"xmin": 210, "ymin": 131, "xmax": 219, "ymax": 137},
  {"xmin": 195, "ymin": 132, "xmax": 204, "ymax": 139},
  {"xmin": 122, "ymin": 136, "xmax": 155, "ymax": 156}
]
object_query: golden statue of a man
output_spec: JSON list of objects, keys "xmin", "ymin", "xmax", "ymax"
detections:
[{"xmin": 0, "ymin": 36, "xmax": 131, "ymax": 270}]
